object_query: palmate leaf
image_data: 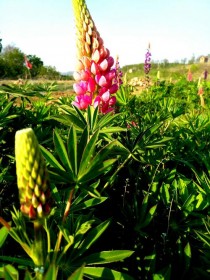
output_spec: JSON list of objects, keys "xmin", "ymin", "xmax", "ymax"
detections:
[
  {"xmin": 48, "ymin": 168, "xmax": 75, "ymax": 184},
  {"xmin": 78, "ymin": 140, "xmax": 118, "ymax": 183},
  {"xmin": 40, "ymin": 145, "xmax": 65, "ymax": 170},
  {"xmin": 51, "ymin": 115, "xmax": 84, "ymax": 131},
  {"xmin": 78, "ymin": 129, "xmax": 99, "ymax": 175},
  {"xmin": 71, "ymin": 219, "xmax": 111, "ymax": 261},
  {"xmin": 83, "ymin": 267, "xmax": 135, "ymax": 280},
  {"xmin": 57, "ymin": 104, "xmax": 86, "ymax": 129},
  {"xmin": 79, "ymin": 159, "xmax": 117, "ymax": 185},
  {"xmin": 97, "ymin": 112, "xmax": 122, "ymax": 129}
]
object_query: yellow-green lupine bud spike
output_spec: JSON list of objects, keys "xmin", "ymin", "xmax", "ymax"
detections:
[
  {"xmin": 15, "ymin": 128, "xmax": 51, "ymax": 220},
  {"xmin": 72, "ymin": 0, "xmax": 103, "ymax": 58}
]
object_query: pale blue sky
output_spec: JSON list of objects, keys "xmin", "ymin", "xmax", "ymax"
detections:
[{"xmin": 1, "ymin": 0, "xmax": 210, "ymax": 72}]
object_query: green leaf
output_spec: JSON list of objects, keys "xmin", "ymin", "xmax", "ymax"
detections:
[
  {"xmin": 0, "ymin": 225, "xmax": 9, "ymax": 248},
  {"xmin": 87, "ymin": 105, "xmax": 98, "ymax": 132},
  {"xmin": 78, "ymin": 158, "xmax": 117, "ymax": 184},
  {"xmin": 3, "ymin": 265, "xmax": 19, "ymax": 280},
  {"xmin": 43, "ymin": 264, "xmax": 57, "ymax": 280},
  {"xmin": 83, "ymin": 267, "xmax": 135, "ymax": 280},
  {"xmin": 48, "ymin": 168, "xmax": 75, "ymax": 184},
  {"xmin": 160, "ymin": 184, "xmax": 171, "ymax": 205},
  {"xmin": 78, "ymin": 250, "xmax": 134, "ymax": 265},
  {"xmin": 0, "ymin": 255, "xmax": 33, "ymax": 267},
  {"xmin": 67, "ymin": 265, "xmax": 85, "ymax": 280},
  {"xmin": 78, "ymin": 140, "xmax": 118, "ymax": 182},
  {"xmin": 23, "ymin": 270, "xmax": 33, "ymax": 280},
  {"xmin": 100, "ymin": 127, "xmax": 127, "ymax": 134},
  {"xmin": 136, "ymin": 204, "xmax": 158, "ymax": 230},
  {"xmin": 67, "ymin": 126, "xmax": 78, "ymax": 175},
  {"xmin": 51, "ymin": 114, "xmax": 85, "ymax": 130},
  {"xmin": 78, "ymin": 129, "xmax": 99, "ymax": 175},
  {"xmin": 71, "ymin": 197, "xmax": 108, "ymax": 212},
  {"xmin": 40, "ymin": 145, "xmax": 65, "ymax": 170},
  {"xmin": 153, "ymin": 265, "xmax": 171, "ymax": 280},
  {"xmin": 195, "ymin": 230, "xmax": 210, "ymax": 247},
  {"xmin": 184, "ymin": 242, "xmax": 191, "ymax": 269},
  {"xmin": 77, "ymin": 126, "xmax": 88, "ymax": 167},
  {"xmin": 72, "ymin": 219, "xmax": 111, "ymax": 260},
  {"xmin": 53, "ymin": 129, "xmax": 73, "ymax": 173},
  {"xmin": 97, "ymin": 112, "xmax": 122, "ymax": 129}
]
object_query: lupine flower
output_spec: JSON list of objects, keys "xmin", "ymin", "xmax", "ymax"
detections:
[
  {"xmin": 144, "ymin": 43, "xmax": 151, "ymax": 75},
  {"xmin": 15, "ymin": 128, "xmax": 51, "ymax": 220},
  {"xmin": 114, "ymin": 55, "xmax": 123, "ymax": 87},
  {"xmin": 71, "ymin": 0, "xmax": 121, "ymax": 114}
]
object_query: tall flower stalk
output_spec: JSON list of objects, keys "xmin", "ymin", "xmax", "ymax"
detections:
[
  {"xmin": 72, "ymin": 0, "xmax": 121, "ymax": 113},
  {"xmin": 144, "ymin": 43, "xmax": 152, "ymax": 88},
  {"xmin": 144, "ymin": 43, "xmax": 151, "ymax": 75}
]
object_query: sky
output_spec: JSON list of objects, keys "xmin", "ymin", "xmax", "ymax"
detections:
[{"xmin": 1, "ymin": 0, "xmax": 210, "ymax": 73}]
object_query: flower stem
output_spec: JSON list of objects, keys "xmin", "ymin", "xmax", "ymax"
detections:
[
  {"xmin": 53, "ymin": 188, "xmax": 74, "ymax": 262},
  {"xmin": 33, "ymin": 220, "xmax": 45, "ymax": 279}
]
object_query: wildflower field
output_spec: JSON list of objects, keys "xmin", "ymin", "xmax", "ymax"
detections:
[{"xmin": 0, "ymin": 0, "xmax": 210, "ymax": 279}]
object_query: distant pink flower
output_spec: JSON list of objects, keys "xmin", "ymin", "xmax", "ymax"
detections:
[
  {"xmin": 198, "ymin": 87, "xmax": 204, "ymax": 95},
  {"xmin": 187, "ymin": 70, "xmax": 193, "ymax": 81}
]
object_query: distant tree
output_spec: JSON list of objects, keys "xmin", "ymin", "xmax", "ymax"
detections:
[
  {"xmin": 181, "ymin": 58, "xmax": 187, "ymax": 64},
  {"xmin": 1, "ymin": 45, "xmax": 25, "ymax": 78},
  {"xmin": 188, "ymin": 54, "xmax": 195, "ymax": 64},
  {"xmin": 162, "ymin": 59, "xmax": 169, "ymax": 67},
  {"xmin": 27, "ymin": 55, "xmax": 44, "ymax": 78},
  {"xmin": 38, "ymin": 65, "xmax": 60, "ymax": 80}
]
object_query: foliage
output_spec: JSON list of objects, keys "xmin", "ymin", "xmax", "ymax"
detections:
[
  {"xmin": 0, "ymin": 45, "xmax": 25, "ymax": 79},
  {"xmin": 0, "ymin": 45, "xmax": 62, "ymax": 80},
  {"xmin": 0, "ymin": 77, "xmax": 210, "ymax": 279}
]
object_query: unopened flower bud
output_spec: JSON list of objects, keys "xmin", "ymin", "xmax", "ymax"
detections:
[{"xmin": 15, "ymin": 128, "xmax": 51, "ymax": 220}]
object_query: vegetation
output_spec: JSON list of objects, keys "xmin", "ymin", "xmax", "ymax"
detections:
[
  {"xmin": 0, "ymin": 77, "xmax": 210, "ymax": 279},
  {"xmin": 0, "ymin": 44, "xmax": 68, "ymax": 80}
]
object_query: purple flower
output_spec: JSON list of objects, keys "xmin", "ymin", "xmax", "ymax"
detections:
[{"xmin": 144, "ymin": 45, "xmax": 152, "ymax": 75}]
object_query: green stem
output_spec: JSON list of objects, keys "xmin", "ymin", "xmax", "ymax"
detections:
[
  {"xmin": 33, "ymin": 220, "xmax": 45, "ymax": 279},
  {"xmin": 53, "ymin": 188, "xmax": 75, "ymax": 263}
]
